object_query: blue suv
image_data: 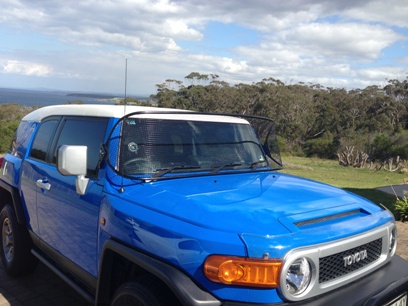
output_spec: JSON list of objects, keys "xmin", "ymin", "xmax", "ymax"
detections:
[{"xmin": 0, "ymin": 104, "xmax": 407, "ymax": 305}]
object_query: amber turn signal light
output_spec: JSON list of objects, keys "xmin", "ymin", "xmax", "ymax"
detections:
[{"xmin": 204, "ymin": 255, "xmax": 282, "ymax": 288}]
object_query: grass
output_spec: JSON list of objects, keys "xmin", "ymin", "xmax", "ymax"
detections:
[{"xmin": 280, "ymin": 156, "xmax": 408, "ymax": 216}]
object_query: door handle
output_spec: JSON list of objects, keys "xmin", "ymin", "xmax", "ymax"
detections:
[{"xmin": 36, "ymin": 179, "xmax": 51, "ymax": 191}]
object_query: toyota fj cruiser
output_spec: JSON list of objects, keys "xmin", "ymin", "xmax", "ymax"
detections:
[{"xmin": 0, "ymin": 104, "xmax": 407, "ymax": 305}]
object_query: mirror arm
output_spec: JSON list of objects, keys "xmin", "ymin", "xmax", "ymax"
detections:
[{"xmin": 76, "ymin": 175, "xmax": 89, "ymax": 195}]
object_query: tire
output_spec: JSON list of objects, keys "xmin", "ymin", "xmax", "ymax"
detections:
[
  {"xmin": 111, "ymin": 276, "xmax": 178, "ymax": 306},
  {"xmin": 0, "ymin": 204, "xmax": 38, "ymax": 276}
]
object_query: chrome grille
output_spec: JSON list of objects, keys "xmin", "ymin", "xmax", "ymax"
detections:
[{"xmin": 319, "ymin": 238, "xmax": 383, "ymax": 283}]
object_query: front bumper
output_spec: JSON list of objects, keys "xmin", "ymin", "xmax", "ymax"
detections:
[{"xmin": 223, "ymin": 255, "xmax": 408, "ymax": 306}]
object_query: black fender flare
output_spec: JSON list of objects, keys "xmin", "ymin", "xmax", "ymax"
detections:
[
  {"xmin": 95, "ymin": 239, "xmax": 221, "ymax": 306},
  {"xmin": 0, "ymin": 180, "xmax": 26, "ymax": 225}
]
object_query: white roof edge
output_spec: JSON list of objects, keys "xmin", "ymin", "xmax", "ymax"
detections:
[
  {"xmin": 22, "ymin": 105, "xmax": 181, "ymax": 121},
  {"xmin": 21, "ymin": 104, "xmax": 249, "ymax": 124}
]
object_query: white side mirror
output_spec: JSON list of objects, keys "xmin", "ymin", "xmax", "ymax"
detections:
[{"xmin": 57, "ymin": 145, "xmax": 89, "ymax": 195}]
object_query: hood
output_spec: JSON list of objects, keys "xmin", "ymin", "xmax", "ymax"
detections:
[{"xmin": 118, "ymin": 172, "xmax": 386, "ymax": 239}]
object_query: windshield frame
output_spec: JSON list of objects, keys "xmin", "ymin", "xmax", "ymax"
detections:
[{"xmin": 104, "ymin": 110, "xmax": 282, "ymax": 181}]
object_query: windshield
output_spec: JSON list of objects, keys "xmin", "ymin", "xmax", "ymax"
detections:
[{"xmin": 105, "ymin": 112, "xmax": 282, "ymax": 179}]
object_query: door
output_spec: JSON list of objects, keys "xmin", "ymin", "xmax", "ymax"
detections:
[{"xmin": 25, "ymin": 116, "xmax": 108, "ymax": 277}]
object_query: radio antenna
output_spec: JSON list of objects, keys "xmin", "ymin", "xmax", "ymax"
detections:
[
  {"xmin": 120, "ymin": 58, "xmax": 128, "ymax": 193},
  {"xmin": 124, "ymin": 58, "xmax": 128, "ymax": 114}
]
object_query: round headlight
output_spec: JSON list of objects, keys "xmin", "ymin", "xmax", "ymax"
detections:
[{"xmin": 285, "ymin": 257, "xmax": 312, "ymax": 295}]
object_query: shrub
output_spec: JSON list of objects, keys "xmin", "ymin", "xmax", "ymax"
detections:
[
  {"xmin": 303, "ymin": 132, "xmax": 338, "ymax": 159},
  {"xmin": 395, "ymin": 197, "xmax": 408, "ymax": 222}
]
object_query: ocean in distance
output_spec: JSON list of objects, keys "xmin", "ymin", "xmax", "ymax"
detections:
[{"xmin": 0, "ymin": 88, "xmax": 135, "ymax": 107}]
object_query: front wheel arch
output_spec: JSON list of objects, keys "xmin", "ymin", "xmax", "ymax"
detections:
[
  {"xmin": 111, "ymin": 275, "xmax": 177, "ymax": 306},
  {"xmin": 95, "ymin": 240, "xmax": 220, "ymax": 306}
]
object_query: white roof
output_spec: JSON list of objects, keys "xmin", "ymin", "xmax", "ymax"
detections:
[
  {"xmin": 22, "ymin": 105, "xmax": 163, "ymax": 121},
  {"xmin": 22, "ymin": 104, "xmax": 250, "ymax": 124}
]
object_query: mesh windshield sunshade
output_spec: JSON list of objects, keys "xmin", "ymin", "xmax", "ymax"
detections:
[{"xmin": 106, "ymin": 111, "xmax": 282, "ymax": 179}]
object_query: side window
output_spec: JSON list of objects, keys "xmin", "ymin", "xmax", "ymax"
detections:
[
  {"xmin": 29, "ymin": 119, "xmax": 60, "ymax": 161},
  {"xmin": 10, "ymin": 121, "xmax": 36, "ymax": 159},
  {"xmin": 53, "ymin": 117, "xmax": 108, "ymax": 177}
]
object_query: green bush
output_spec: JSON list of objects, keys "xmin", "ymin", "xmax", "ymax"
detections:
[
  {"xmin": 0, "ymin": 121, "xmax": 19, "ymax": 153},
  {"xmin": 303, "ymin": 132, "xmax": 338, "ymax": 159},
  {"xmin": 395, "ymin": 197, "xmax": 408, "ymax": 222},
  {"xmin": 0, "ymin": 104, "xmax": 36, "ymax": 154}
]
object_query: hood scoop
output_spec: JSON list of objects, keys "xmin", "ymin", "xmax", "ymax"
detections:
[
  {"xmin": 294, "ymin": 209, "xmax": 363, "ymax": 227},
  {"xmin": 279, "ymin": 204, "xmax": 371, "ymax": 233}
]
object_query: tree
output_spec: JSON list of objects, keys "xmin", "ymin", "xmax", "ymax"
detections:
[{"xmin": 150, "ymin": 72, "xmax": 408, "ymax": 160}]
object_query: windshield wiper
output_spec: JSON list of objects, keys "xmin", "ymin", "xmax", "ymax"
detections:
[
  {"xmin": 250, "ymin": 161, "xmax": 261, "ymax": 170},
  {"xmin": 153, "ymin": 165, "xmax": 202, "ymax": 178},
  {"xmin": 211, "ymin": 163, "xmax": 242, "ymax": 173}
]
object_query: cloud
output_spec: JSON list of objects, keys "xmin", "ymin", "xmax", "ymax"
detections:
[
  {"xmin": 0, "ymin": 0, "xmax": 406, "ymax": 94},
  {"xmin": 343, "ymin": 0, "xmax": 408, "ymax": 27},
  {"xmin": 2, "ymin": 60, "xmax": 52, "ymax": 76},
  {"xmin": 0, "ymin": 0, "xmax": 202, "ymax": 53},
  {"xmin": 283, "ymin": 22, "xmax": 402, "ymax": 59}
]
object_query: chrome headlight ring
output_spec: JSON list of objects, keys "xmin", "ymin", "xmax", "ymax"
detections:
[
  {"xmin": 285, "ymin": 257, "xmax": 313, "ymax": 295},
  {"xmin": 279, "ymin": 254, "xmax": 317, "ymax": 301}
]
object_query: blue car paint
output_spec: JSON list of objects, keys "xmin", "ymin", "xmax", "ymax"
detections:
[
  {"xmin": 98, "ymin": 166, "xmax": 391, "ymax": 303},
  {"xmin": 21, "ymin": 158, "xmax": 101, "ymax": 276},
  {"xmin": 105, "ymin": 171, "xmax": 383, "ymax": 235}
]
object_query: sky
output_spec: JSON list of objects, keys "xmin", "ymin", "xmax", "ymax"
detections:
[{"xmin": 0, "ymin": 0, "xmax": 407, "ymax": 96}]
